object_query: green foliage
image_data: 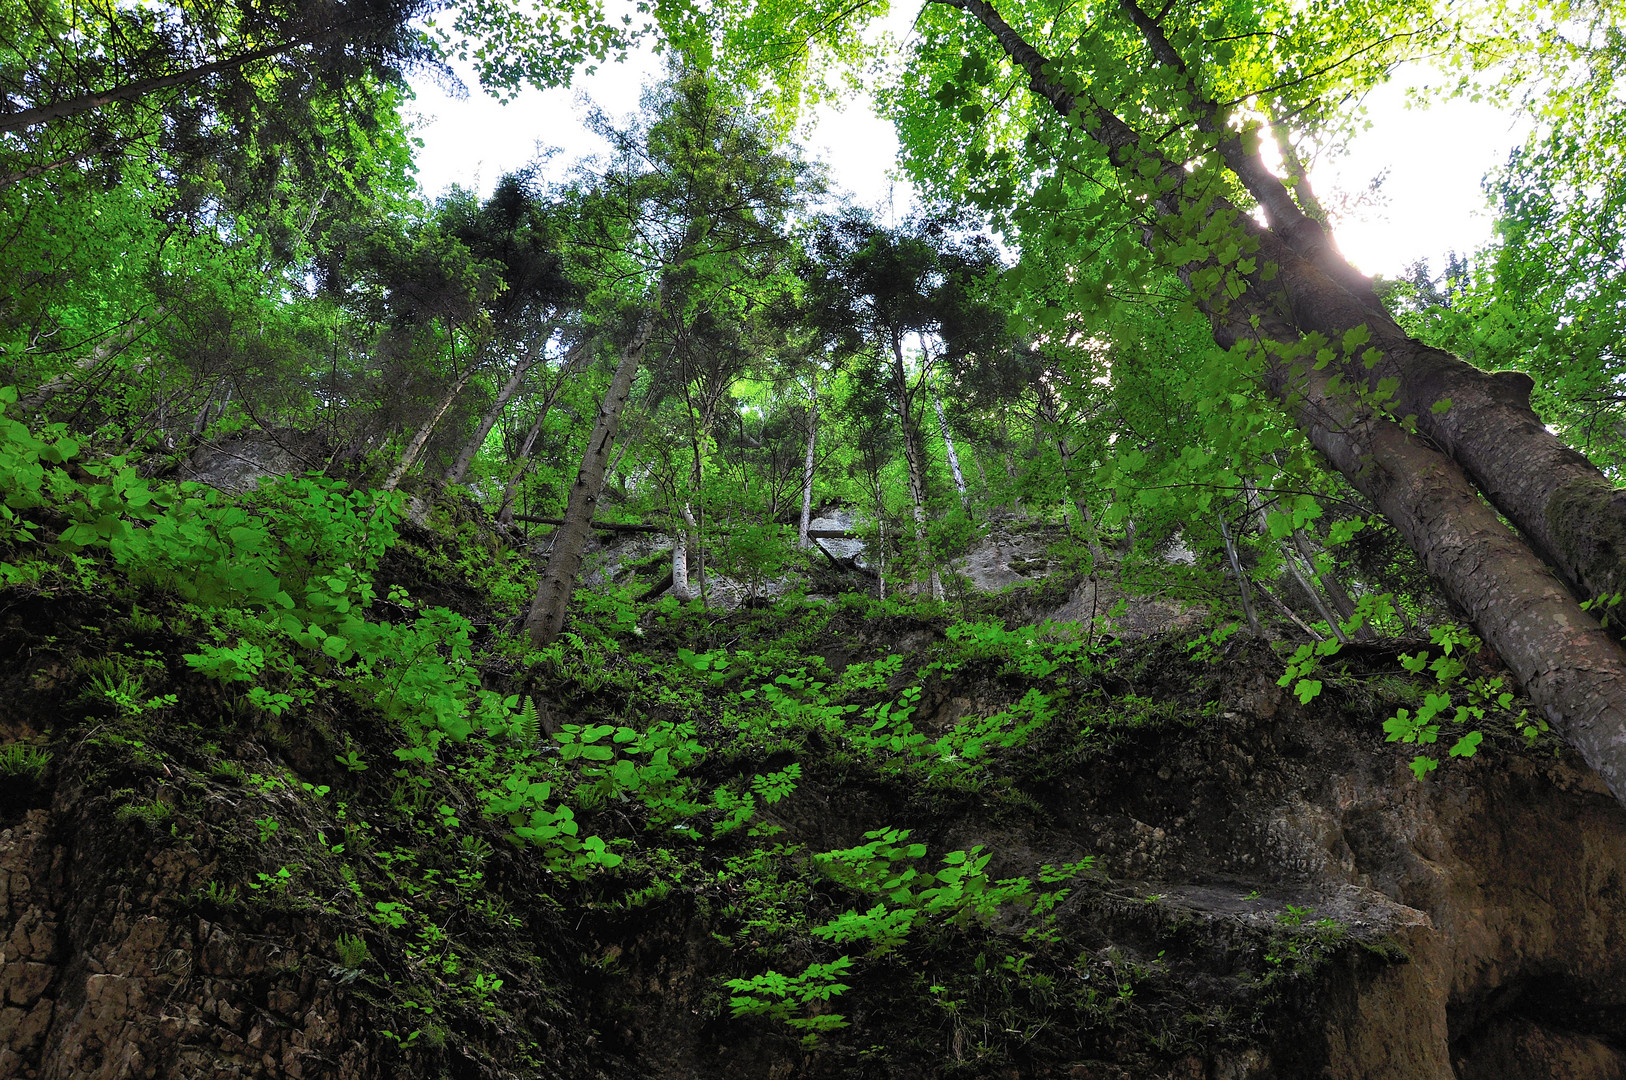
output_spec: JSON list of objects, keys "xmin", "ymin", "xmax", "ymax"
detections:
[
  {"xmin": 724, "ymin": 956, "xmax": 855, "ymax": 1045},
  {"xmin": 0, "ymin": 743, "xmax": 52, "ymax": 781}
]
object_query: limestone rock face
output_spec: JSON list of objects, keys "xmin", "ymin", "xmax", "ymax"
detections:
[{"xmin": 174, "ymin": 431, "xmax": 337, "ymax": 495}]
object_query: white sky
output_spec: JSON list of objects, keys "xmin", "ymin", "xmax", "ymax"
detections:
[{"xmin": 407, "ymin": 29, "xmax": 1528, "ymax": 280}]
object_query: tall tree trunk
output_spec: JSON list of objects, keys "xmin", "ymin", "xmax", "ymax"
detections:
[
  {"xmin": 1108, "ymin": 0, "xmax": 1626, "ymax": 615},
  {"xmin": 945, "ymin": 0, "xmax": 1626, "ymax": 806},
  {"xmin": 524, "ymin": 314, "xmax": 657, "ymax": 647},
  {"xmin": 443, "ymin": 328, "xmax": 555, "ymax": 489},
  {"xmin": 933, "ymin": 387, "xmax": 970, "ymax": 511},
  {"xmin": 1270, "ymin": 335, "xmax": 1626, "ymax": 807},
  {"xmin": 382, "ymin": 360, "xmax": 476, "ymax": 494},
  {"xmin": 496, "ymin": 337, "xmax": 593, "ymax": 525},
  {"xmin": 890, "ymin": 329, "xmax": 942, "ymax": 600},
  {"xmin": 798, "ymin": 372, "xmax": 819, "ymax": 548}
]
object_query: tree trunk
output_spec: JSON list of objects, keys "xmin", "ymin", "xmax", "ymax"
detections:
[
  {"xmin": 496, "ymin": 338, "xmax": 592, "ymax": 525},
  {"xmin": 946, "ymin": 0, "xmax": 1626, "ymax": 807},
  {"xmin": 1109, "ymin": 0, "xmax": 1626, "ymax": 616},
  {"xmin": 798, "ymin": 372, "xmax": 819, "ymax": 548},
  {"xmin": 16, "ymin": 310, "xmax": 162, "ymax": 414},
  {"xmin": 1217, "ymin": 513, "xmax": 1261, "ymax": 635},
  {"xmin": 443, "ymin": 329, "xmax": 554, "ymax": 489},
  {"xmin": 381, "ymin": 361, "xmax": 476, "ymax": 494},
  {"xmin": 524, "ymin": 314, "xmax": 656, "ymax": 647},
  {"xmin": 0, "ymin": 34, "xmax": 324, "ymax": 134},
  {"xmin": 933, "ymin": 387, "xmax": 970, "ymax": 511},
  {"xmin": 1270, "ymin": 339, "xmax": 1626, "ymax": 808},
  {"xmin": 890, "ymin": 329, "xmax": 942, "ymax": 600}
]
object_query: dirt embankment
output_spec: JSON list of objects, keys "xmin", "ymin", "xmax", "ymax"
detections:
[{"xmin": 3, "ymin": 598, "xmax": 1625, "ymax": 1080}]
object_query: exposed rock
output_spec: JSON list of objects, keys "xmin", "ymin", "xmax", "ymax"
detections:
[
  {"xmin": 174, "ymin": 432, "xmax": 336, "ymax": 495},
  {"xmin": 1046, "ymin": 576, "xmax": 1205, "ymax": 639},
  {"xmin": 5, "ymin": 599, "xmax": 1626, "ymax": 1079}
]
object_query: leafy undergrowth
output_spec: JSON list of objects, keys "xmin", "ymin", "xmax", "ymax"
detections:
[{"xmin": 0, "ymin": 408, "xmax": 1540, "ymax": 1078}]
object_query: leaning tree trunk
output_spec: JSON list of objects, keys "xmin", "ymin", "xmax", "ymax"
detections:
[
  {"xmin": 15, "ymin": 310, "xmax": 162, "ymax": 414},
  {"xmin": 890, "ymin": 331, "xmax": 942, "ymax": 601},
  {"xmin": 798, "ymin": 372, "xmax": 819, "ymax": 548},
  {"xmin": 524, "ymin": 315, "xmax": 657, "ymax": 647},
  {"xmin": 0, "ymin": 36, "xmax": 312, "ymax": 135},
  {"xmin": 1103, "ymin": 0, "xmax": 1626, "ymax": 616},
  {"xmin": 496, "ymin": 337, "xmax": 593, "ymax": 525},
  {"xmin": 944, "ymin": 0, "xmax": 1626, "ymax": 806},
  {"xmin": 443, "ymin": 329, "xmax": 555, "ymax": 489},
  {"xmin": 382, "ymin": 362, "xmax": 477, "ymax": 493},
  {"xmin": 1217, "ymin": 512, "xmax": 1262, "ymax": 635}
]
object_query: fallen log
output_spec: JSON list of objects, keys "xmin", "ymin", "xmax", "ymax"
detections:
[{"xmin": 512, "ymin": 514, "xmax": 864, "ymax": 540}]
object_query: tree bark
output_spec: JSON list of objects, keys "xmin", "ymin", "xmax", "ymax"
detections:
[
  {"xmin": 381, "ymin": 358, "xmax": 476, "ymax": 493},
  {"xmin": 1114, "ymin": 0, "xmax": 1626, "ymax": 615},
  {"xmin": 798, "ymin": 371, "xmax": 819, "ymax": 548},
  {"xmin": 934, "ymin": 387, "xmax": 970, "ymax": 511},
  {"xmin": 678, "ymin": 502, "xmax": 701, "ymax": 603},
  {"xmin": 524, "ymin": 314, "xmax": 657, "ymax": 647},
  {"xmin": 944, "ymin": 0, "xmax": 1626, "ymax": 807},
  {"xmin": 443, "ymin": 329, "xmax": 555, "ymax": 489},
  {"xmin": 671, "ymin": 512, "xmax": 692, "ymax": 599},
  {"xmin": 1217, "ymin": 512, "xmax": 1262, "ymax": 635},
  {"xmin": 496, "ymin": 337, "xmax": 592, "ymax": 525},
  {"xmin": 890, "ymin": 329, "xmax": 942, "ymax": 600},
  {"xmin": 1271, "ymin": 339, "xmax": 1626, "ymax": 807}
]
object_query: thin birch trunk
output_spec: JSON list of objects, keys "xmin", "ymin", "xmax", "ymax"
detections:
[
  {"xmin": 933, "ymin": 389, "xmax": 969, "ymax": 511},
  {"xmin": 798, "ymin": 372, "xmax": 819, "ymax": 548},
  {"xmin": 382, "ymin": 357, "xmax": 476, "ymax": 493},
  {"xmin": 671, "ymin": 513, "xmax": 691, "ymax": 599},
  {"xmin": 1217, "ymin": 513, "xmax": 1261, "ymax": 635},
  {"xmin": 444, "ymin": 327, "xmax": 555, "ymax": 488},
  {"xmin": 677, "ymin": 503, "xmax": 700, "ymax": 603}
]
